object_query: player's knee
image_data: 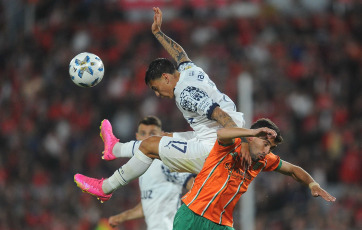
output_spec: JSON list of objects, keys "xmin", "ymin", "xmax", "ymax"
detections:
[{"xmin": 139, "ymin": 136, "xmax": 162, "ymax": 159}]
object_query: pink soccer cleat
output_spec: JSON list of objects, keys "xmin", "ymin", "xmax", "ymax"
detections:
[
  {"xmin": 100, "ymin": 119, "xmax": 119, "ymax": 161},
  {"xmin": 74, "ymin": 174, "xmax": 112, "ymax": 203}
]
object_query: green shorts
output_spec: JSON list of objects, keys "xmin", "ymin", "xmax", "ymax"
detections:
[{"xmin": 173, "ymin": 204, "xmax": 234, "ymax": 230}]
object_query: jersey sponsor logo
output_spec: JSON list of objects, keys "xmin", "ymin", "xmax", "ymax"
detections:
[
  {"xmin": 197, "ymin": 71, "xmax": 205, "ymax": 81},
  {"xmin": 224, "ymin": 152, "xmax": 252, "ymax": 180},
  {"xmin": 224, "ymin": 162, "xmax": 245, "ymax": 180},
  {"xmin": 179, "ymin": 86, "xmax": 209, "ymax": 112},
  {"xmin": 141, "ymin": 189, "xmax": 153, "ymax": 199}
]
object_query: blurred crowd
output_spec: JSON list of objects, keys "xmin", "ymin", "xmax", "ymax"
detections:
[{"xmin": 0, "ymin": 0, "xmax": 361, "ymax": 229}]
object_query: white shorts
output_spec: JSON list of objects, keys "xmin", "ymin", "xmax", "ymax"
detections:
[{"xmin": 158, "ymin": 136, "xmax": 215, "ymax": 174}]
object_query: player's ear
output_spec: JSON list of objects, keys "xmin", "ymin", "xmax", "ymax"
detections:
[
  {"xmin": 162, "ymin": 73, "xmax": 170, "ymax": 83},
  {"xmin": 162, "ymin": 73, "xmax": 172, "ymax": 84}
]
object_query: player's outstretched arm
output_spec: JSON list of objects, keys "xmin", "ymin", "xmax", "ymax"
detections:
[
  {"xmin": 108, "ymin": 202, "xmax": 144, "ymax": 227},
  {"xmin": 152, "ymin": 7, "xmax": 191, "ymax": 65},
  {"xmin": 212, "ymin": 107, "xmax": 252, "ymax": 168},
  {"xmin": 217, "ymin": 127, "xmax": 276, "ymax": 144},
  {"xmin": 276, "ymin": 160, "xmax": 336, "ymax": 202},
  {"xmin": 211, "ymin": 107, "xmax": 238, "ymax": 129}
]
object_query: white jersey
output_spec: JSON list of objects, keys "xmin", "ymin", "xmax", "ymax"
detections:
[
  {"xmin": 139, "ymin": 159, "xmax": 192, "ymax": 230},
  {"xmin": 175, "ymin": 62, "xmax": 245, "ymax": 145}
]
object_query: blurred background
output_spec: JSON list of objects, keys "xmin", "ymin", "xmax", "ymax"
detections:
[{"xmin": 0, "ymin": 0, "xmax": 361, "ymax": 229}]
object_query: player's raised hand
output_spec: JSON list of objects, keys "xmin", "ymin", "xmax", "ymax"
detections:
[
  {"xmin": 253, "ymin": 127, "xmax": 277, "ymax": 139},
  {"xmin": 239, "ymin": 142, "xmax": 251, "ymax": 170},
  {"xmin": 152, "ymin": 7, "xmax": 162, "ymax": 34},
  {"xmin": 310, "ymin": 184, "xmax": 336, "ymax": 202}
]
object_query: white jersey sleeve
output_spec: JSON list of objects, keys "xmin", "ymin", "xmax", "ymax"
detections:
[{"xmin": 174, "ymin": 62, "xmax": 245, "ymax": 143}]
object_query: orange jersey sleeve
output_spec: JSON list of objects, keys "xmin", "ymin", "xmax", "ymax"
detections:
[{"xmin": 262, "ymin": 152, "xmax": 281, "ymax": 172}]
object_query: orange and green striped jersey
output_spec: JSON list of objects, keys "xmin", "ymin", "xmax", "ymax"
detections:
[{"xmin": 182, "ymin": 138, "xmax": 281, "ymax": 227}]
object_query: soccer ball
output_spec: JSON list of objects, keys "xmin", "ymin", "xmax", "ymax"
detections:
[{"xmin": 69, "ymin": 52, "xmax": 104, "ymax": 87}]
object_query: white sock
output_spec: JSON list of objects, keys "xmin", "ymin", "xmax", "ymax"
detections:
[
  {"xmin": 102, "ymin": 148, "xmax": 153, "ymax": 193},
  {"xmin": 112, "ymin": 141, "xmax": 141, "ymax": 158}
]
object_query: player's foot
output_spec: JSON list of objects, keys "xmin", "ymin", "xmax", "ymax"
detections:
[
  {"xmin": 74, "ymin": 174, "xmax": 112, "ymax": 203},
  {"xmin": 100, "ymin": 119, "xmax": 119, "ymax": 161}
]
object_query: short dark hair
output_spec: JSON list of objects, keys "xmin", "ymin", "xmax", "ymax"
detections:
[
  {"xmin": 250, "ymin": 118, "xmax": 283, "ymax": 144},
  {"xmin": 145, "ymin": 58, "xmax": 176, "ymax": 85},
  {"xmin": 138, "ymin": 116, "xmax": 162, "ymax": 129}
]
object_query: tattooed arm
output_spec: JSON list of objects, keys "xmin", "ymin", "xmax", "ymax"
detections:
[
  {"xmin": 152, "ymin": 7, "xmax": 191, "ymax": 65},
  {"xmin": 210, "ymin": 107, "xmax": 238, "ymax": 128},
  {"xmin": 212, "ymin": 106, "xmax": 252, "ymax": 168}
]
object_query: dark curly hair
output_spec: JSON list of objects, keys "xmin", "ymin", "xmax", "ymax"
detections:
[
  {"xmin": 145, "ymin": 58, "xmax": 176, "ymax": 85},
  {"xmin": 251, "ymin": 118, "xmax": 284, "ymax": 145}
]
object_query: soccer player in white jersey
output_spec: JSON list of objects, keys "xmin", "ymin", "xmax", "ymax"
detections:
[
  {"xmin": 107, "ymin": 116, "xmax": 194, "ymax": 229},
  {"xmin": 74, "ymin": 7, "xmax": 252, "ymax": 202}
]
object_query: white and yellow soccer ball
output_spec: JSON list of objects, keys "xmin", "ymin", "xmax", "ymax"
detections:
[{"xmin": 69, "ymin": 52, "xmax": 104, "ymax": 87}]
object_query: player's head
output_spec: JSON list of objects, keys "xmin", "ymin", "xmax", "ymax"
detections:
[
  {"xmin": 247, "ymin": 118, "xmax": 284, "ymax": 161},
  {"xmin": 136, "ymin": 116, "xmax": 163, "ymax": 141},
  {"xmin": 145, "ymin": 58, "xmax": 178, "ymax": 99}
]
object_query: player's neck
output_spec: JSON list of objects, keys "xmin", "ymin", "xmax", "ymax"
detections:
[{"xmin": 175, "ymin": 71, "xmax": 180, "ymax": 82}]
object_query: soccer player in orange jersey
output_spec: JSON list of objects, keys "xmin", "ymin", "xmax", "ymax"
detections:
[{"xmin": 174, "ymin": 118, "xmax": 336, "ymax": 230}]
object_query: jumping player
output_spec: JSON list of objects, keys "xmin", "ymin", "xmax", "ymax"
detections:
[{"xmin": 74, "ymin": 7, "xmax": 254, "ymax": 202}]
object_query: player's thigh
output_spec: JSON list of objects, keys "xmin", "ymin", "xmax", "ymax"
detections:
[
  {"xmin": 158, "ymin": 136, "xmax": 212, "ymax": 174},
  {"xmin": 173, "ymin": 204, "xmax": 195, "ymax": 230}
]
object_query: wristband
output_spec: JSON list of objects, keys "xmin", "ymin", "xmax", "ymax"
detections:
[{"xmin": 308, "ymin": 182, "xmax": 320, "ymax": 189}]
